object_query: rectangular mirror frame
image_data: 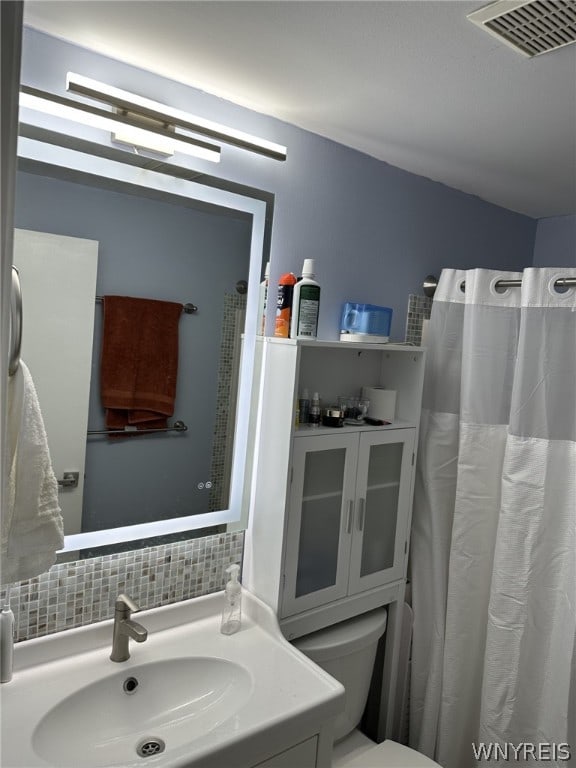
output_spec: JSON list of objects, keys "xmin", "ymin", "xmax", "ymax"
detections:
[{"xmin": 15, "ymin": 136, "xmax": 267, "ymax": 552}]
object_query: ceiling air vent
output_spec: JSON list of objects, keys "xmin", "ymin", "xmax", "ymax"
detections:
[{"xmin": 468, "ymin": 0, "xmax": 576, "ymax": 57}]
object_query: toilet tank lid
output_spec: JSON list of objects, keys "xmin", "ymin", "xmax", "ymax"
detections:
[{"xmin": 293, "ymin": 608, "xmax": 387, "ymax": 661}]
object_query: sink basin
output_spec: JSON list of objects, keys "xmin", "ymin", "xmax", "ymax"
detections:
[
  {"xmin": 2, "ymin": 590, "xmax": 344, "ymax": 768},
  {"xmin": 32, "ymin": 657, "xmax": 252, "ymax": 767}
]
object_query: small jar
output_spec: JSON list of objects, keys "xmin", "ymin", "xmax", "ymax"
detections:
[{"xmin": 322, "ymin": 407, "xmax": 344, "ymax": 428}]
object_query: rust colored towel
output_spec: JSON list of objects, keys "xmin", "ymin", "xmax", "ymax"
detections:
[{"xmin": 101, "ymin": 296, "xmax": 182, "ymax": 433}]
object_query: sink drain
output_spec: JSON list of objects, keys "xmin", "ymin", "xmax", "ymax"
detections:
[
  {"xmin": 136, "ymin": 737, "xmax": 165, "ymax": 758},
  {"xmin": 123, "ymin": 677, "xmax": 139, "ymax": 695}
]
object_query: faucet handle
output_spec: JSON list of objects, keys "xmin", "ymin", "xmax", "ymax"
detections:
[{"xmin": 115, "ymin": 594, "xmax": 140, "ymax": 613}]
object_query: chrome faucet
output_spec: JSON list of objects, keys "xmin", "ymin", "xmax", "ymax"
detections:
[{"xmin": 110, "ymin": 594, "xmax": 148, "ymax": 662}]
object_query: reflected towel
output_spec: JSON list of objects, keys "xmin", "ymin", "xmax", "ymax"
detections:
[
  {"xmin": 2, "ymin": 361, "xmax": 64, "ymax": 584},
  {"xmin": 100, "ymin": 296, "xmax": 182, "ymax": 432}
]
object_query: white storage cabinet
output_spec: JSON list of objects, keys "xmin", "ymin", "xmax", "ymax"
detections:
[
  {"xmin": 244, "ymin": 339, "xmax": 424, "ymax": 632},
  {"xmin": 243, "ymin": 338, "xmax": 425, "ymax": 738}
]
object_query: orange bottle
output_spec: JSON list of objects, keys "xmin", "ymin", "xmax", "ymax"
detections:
[{"xmin": 274, "ymin": 272, "xmax": 297, "ymax": 338}]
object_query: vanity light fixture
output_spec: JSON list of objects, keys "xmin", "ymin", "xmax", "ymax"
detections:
[
  {"xmin": 66, "ymin": 72, "xmax": 288, "ymax": 161},
  {"xmin": 19, "ymin": 86, "xmax": 222, "ymax": 163}
]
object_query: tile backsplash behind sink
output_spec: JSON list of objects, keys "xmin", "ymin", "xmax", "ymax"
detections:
[{"xmin": 1, "ymin": 532, "xmax": 243, "ymax": 642}]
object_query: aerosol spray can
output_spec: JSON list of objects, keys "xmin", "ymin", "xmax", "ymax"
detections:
[{"xmin": 274, "ymin": 272, "xmax": 297, "ymax": 338}]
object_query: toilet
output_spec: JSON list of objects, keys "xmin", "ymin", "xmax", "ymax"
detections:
[{"xmin": 292, "ymin": 609, "xmax": 441, "ymax": 767}]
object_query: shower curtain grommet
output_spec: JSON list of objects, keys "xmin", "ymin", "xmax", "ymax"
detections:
[
  {"xmin": 489, "ymin": 275, "xmax": 511, "ymax": 297},
  {"xmin": 548, "ymin": 273, "xmax": 575, "ymax": 298}
]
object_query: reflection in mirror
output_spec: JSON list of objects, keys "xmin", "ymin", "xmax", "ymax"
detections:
[
  {"xmin": 13, "ymin": 226, "xmax": 98, "ymax": 539},
  {"xmin": 14, "ymin": 138, "xmax": 269, "ymax": 554}
]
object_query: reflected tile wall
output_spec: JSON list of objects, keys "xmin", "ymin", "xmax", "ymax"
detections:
[
  {"xmin": 209, "ymin": 292, "xmax": 246, "ymax": 512},
  {"xmin": 1, "ymin": 532, "xmax": 244, "ymax": 642},
  {"xmin": 405, "ymin": 294, "xmax": 432, "ymax": 346}
]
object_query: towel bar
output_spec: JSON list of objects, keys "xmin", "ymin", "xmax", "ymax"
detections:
[
  {"xmin": 9, "ymin": 266, "xmax": 22, "ymax": 377},
  {"xmin": 95, "ymin": 296, "xmax": 197, "ymax": 313},
  {"xmin": 87, "ymin": 420, "xmax": 188, "ymax": 437}
]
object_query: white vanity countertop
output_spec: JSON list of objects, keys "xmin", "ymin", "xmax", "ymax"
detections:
[{"xmin": 0, "ymin": 589, "xmax": 344, "ymax": 768}]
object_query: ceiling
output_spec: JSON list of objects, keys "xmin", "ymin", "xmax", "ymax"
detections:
[{"xmin": 22, "ymin": 1, "xmax": 576, "ymax": 219}]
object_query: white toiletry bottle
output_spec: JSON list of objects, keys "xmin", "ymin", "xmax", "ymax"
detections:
[
  {"xmin": 0, "ymin": 602, "xmax": 14, "ymax": 683},
  {"xmin": 290, "ymin": 258, "xmax": 321, "ymax": 339},
  {"xmin": 220, "ymin": 564, "xmax": 242, "ymax": 635},
  {"xmin": 257, "ymin": 261, "xmax": 270, "ymax": 336}
]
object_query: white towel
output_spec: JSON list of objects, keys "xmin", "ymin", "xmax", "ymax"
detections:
[{"xmin": 2, "ymin": 361, "xmax": 64, "ymax": 584}]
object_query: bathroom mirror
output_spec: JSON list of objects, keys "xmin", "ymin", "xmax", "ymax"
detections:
[{"xmin": 14, "ymin": 135, "xmax": 268, "ymax": 553}]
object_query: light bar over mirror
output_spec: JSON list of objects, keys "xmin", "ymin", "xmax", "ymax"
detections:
[
  {"xmin": 66, "ymin": 72, "xmax": 288, "ymax": 162},
  {"xmin": 20, "ymin": 85, "xmax": 222, "ymax": 162}
]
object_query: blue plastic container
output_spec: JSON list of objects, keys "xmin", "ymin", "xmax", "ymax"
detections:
[{"xmin": 340, "ymin": 303, "xmax": 392, "ymax": 342}]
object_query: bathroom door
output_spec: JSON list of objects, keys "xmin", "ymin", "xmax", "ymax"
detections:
[
  {"xmin": 347, "ymin": 428, "xmax": 415, "ymax": 594},
  {"xmin": 14, "ymin": 229, "xmax": 99, "ymax": 536},
  {"xmin": 282, "ymin": 432, "xmax": 358, "ymax": 617}
]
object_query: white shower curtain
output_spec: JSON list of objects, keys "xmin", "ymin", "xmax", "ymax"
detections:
[{"xmin": 410, "ymin": 268, "xmax": 576, "ymax": 768}]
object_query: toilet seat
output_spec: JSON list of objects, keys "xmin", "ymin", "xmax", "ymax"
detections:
[{"xmin": 339, "ymin": 739, "xmax": 441, "ymax": 767}]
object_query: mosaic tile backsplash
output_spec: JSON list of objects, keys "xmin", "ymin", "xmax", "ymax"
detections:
[
  {"xmin": 1, "ymin": 532, "xmax": 244, "ymax": 642},
  {"xmin": 405, "ymin": 294, "xmax": 432, "ymax": 346}
]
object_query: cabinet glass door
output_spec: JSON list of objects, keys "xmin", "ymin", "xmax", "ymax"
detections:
[
  {"xmin": 348, "ymin": 429, "xmax": 415, "ymax": 594},
  {"xmin": 281, "ymin": 433, "xmax": 357, "ymax": 617}
]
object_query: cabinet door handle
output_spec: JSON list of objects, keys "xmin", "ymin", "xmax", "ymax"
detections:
[
  {"xmin": 347, "ymin": 500, "xmax": 354, "ymax": 534},
  {"xmin": 357, "ymin": 498, "xmax": 365, "ymax": 531}
]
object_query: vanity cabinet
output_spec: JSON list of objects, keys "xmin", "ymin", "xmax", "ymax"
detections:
[
  {"xmin": 253, "ymin": 736, "xmax": 319, "ymax": 767},
  {"xmin": 282, "ymin": 427, "xmax": 415, "ymax": 618}
]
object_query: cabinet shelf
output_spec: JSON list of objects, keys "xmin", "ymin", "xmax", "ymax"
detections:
[
  {"xmin": 264, "ymin": 337, "xmax": 423, "ymax": 354},
  {"xmin": 294, "ymin": 420, "xmax": 417, "ymax": 437},
  {"xmin": 367, "ymin": 481, "xmax": 400, "ymax": 491},
  {"xmin": 302, "ymin": 491, "xmax": 344, "ymax": 503},
  {"xmin": 301, "ymin": 482, "xmax": 399, "ymax": 504}
]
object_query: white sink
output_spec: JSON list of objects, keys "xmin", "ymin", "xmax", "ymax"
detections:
[
  {"xmin": 1, "ymin": 589, "xmax": 343, "ymax": 768},
  {"xmin": 32, "ymin": 657, "xmax": 252, "ymax": 767}
]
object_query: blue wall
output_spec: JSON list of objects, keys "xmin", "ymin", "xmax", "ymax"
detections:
[
  {"xmin": 533, "ymin": 215, "xmax": 576, "ymax": 267},
  {"xmin": 20, "ymin": 28, "xmax": 537, "ymax": 341}
]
